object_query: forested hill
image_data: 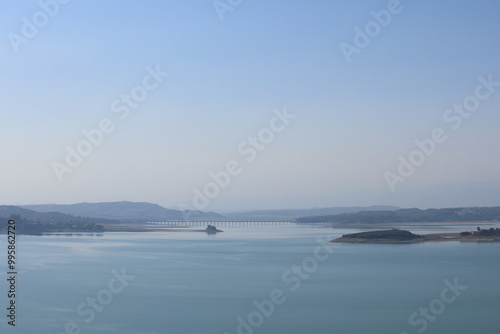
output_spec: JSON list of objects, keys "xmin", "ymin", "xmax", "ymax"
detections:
[
  {"xmin": 297, "ymin": 207, "xmax": 500, "ymax": 224},
  {"xmin": 225, "ymin": 205, "xmax": 399, "ymax": 220},
  {"xmin": 21, "ymin": 201, "xmax": 223, "ymax": 222},
  {"xmin": 0, "ymin": 205, "xmax": 116, "ymax": 234},
  {"xmin": 0, "ymin": 205, "xmax": 116, "ymax": 225}
]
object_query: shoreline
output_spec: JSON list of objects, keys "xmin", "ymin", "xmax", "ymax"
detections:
[
  {"xmin": 0, "ymin": 225, "xmax": 223, "ymax": 235},
  {"xmin": 325, "ymin": 221, "xmax": 500, "ymax": 228},
  {"xmin": 104, "ymin": 225, "xmax": 222, "ymax": 233},
  {"xmin": 330, "ymin": 231, "xmax": 500, "ymax": 244}
]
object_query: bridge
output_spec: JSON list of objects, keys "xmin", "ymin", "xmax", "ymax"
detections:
[{"xmin": 146, "ymin": 221, "xmax": 304, "ymax": 227}]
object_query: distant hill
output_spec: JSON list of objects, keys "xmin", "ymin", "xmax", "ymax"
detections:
[
  {"xmin": 225, "ymin": 206, "xmax": 400, "ymax": 220},
  {"xmin": 22, "ymin": 201, "xmax": 224, "ymax": 222},
  {"xmin": 297, "ymin": 207, "xmax": 500, "ymax": 224},
  {"xmin": 0, "ymin": 205, "xmax": 116, "ymax": 225}
]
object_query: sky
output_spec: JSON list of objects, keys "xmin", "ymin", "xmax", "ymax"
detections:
[{"xmin": 1, "ymin": 0, "xmax": 500, "ymax": 212}]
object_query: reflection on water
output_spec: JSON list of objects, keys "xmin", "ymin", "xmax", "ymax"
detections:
[{"xmin": 40, "ymin": 233, "xmax": 104, "ymax": 237}]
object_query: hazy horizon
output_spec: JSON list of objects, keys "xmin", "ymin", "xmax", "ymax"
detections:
[{"xmin": 14, "ymin": 178, "xmax": 500, "ymax": 213}]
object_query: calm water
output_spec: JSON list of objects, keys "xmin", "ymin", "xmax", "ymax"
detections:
[{"xmin": 1, "ymin": 224, "xmax": 499, "ymax": 333}]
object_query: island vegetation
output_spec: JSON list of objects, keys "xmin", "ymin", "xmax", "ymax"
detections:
[{"xmin": 331, "ymin": 228, "xmax": 500, "ymax": 243}]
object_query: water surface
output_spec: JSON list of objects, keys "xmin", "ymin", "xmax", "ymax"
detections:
[{"xmin": 1, "ymin": 224, "xmax": 499, "ymax": 333}]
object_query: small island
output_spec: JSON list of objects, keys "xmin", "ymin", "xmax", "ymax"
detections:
[{"xmin": 330, "ymin": 227, "xmax": 500, "ymax": 243}]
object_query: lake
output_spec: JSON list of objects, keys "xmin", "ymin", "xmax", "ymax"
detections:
[{"xmin": 1, "ymin": 224, "xmax": 499, "ymax": 333}]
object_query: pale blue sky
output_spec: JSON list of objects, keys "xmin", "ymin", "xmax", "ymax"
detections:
[{"xmin": 1, "ymin": 0, "xmax": 500, "ymax": 210}]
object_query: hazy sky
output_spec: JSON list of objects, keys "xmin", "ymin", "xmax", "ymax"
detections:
[{"xmin": 1, "ymin": 0, "xmax": 500, "ymax": 211}]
